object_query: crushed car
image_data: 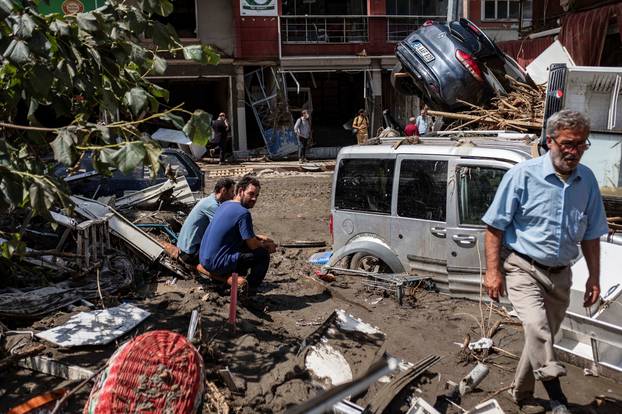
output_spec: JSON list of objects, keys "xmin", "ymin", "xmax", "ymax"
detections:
[
  {"xmin": 392, "ymin": 18, "xmax": 532, "ymax": 111},
  {"xmin": 55, "ymin": 148, "xmax": 204, "ymax": 198}
]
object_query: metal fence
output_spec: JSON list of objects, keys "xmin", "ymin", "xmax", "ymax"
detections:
[
  {"xmin": 280, "ymin": 15, "xmax": 446, "ymax": 44},
  {"xmin": 280, "ymin": 15, "xmax": 369, "ymax": 43}
]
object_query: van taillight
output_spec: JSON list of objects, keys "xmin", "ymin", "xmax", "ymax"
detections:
[
  {"xmin": 456, "ymin": 50, "xmax": 483, "ymax": 82},
  {"xmin": 329, "ymin": 214, "xmax": 334, "ymax": 243}
]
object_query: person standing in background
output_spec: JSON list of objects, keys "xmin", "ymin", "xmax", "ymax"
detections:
[
  {"xmin": 416, "ymin": 106, "xmax": 430, "ymax": 135},
  {"xmin": 352, "ymin": 109, "xmax": 369, "ymax": 144},
  {"xmin": 294, "ymin": 109, "xmax": 311, "ymax": 163}
]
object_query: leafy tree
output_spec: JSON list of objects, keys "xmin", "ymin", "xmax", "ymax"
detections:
[{"xmin": 0, "ymin": 0, "xmax": 218, "ymax": 255}]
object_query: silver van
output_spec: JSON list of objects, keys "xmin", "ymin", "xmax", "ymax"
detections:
[{"xmin": 327, "ymin": 133, "xmax": 537, "ymax": 300}]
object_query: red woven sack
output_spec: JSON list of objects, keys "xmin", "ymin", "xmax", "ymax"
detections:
[{"xmin": 84, "ymin": 330, "xmax": 204, "ymax": 413}]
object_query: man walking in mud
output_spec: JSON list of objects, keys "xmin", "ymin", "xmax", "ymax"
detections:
[
  {"xmin": 199, "ymin": 175, "xmax": 277, "ymax": 295},
  {"xmin": 482, "ymin": 110, "xmax": 608, "ymax": 414}
]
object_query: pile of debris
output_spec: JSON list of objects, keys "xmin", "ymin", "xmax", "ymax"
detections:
[{"xmin": 431, "ymin": 79, "xmax": 546, "ymax": 133}]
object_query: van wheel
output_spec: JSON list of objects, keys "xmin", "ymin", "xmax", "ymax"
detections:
[{"xmin": 350, "ymin": 253, "xmax": 391, "ymax": 273}]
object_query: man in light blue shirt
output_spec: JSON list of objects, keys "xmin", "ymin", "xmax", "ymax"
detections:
[
  {"xmin": 176, "ymin": 178, "xmax": 235, "ymax": 265},
  {"xmin": 415, "ymin": 106, "xmax": 430, "ymax": 135},
  {"xmin": 482, "ymin": 110, "xmax": 608, "ymax": 414}
]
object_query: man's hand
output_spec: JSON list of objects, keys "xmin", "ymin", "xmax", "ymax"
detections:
[
  {"xmin": 584, "ymin": 276, "xmax": 601, "ymax": 308},
  {"xmin": 484, "ymin": 226, "xmax": 505, "ymax": 302},
  {"xmin": 256, "ymin": 235, "xmax": 277, "ymax": 253},
  {"xmin": 485, "ymin": 269, "xmax": 505, "ymax": 302}
]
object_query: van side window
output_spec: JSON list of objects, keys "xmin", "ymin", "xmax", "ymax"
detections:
[
  {"xmin": 397, "ymin": 160, "xmax": 447, "ymax": 221},
  {"xmin": 457, "ymin": 166, "xmax": 506, "ymax": 225},
  {"xmin": 335, "ymin": 159, "xmax": 394, "ymax": 214}
]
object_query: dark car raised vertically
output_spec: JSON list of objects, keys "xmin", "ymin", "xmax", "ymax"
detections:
[{"xmin": 392, "ymin": 18, "xmax": 531, "ymax": 111}]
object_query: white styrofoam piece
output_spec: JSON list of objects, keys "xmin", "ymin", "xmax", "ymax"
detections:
[
  {"xmin": 335, "ymin": 309, "xmax": 384, "ymax": 336},
  {"xmin": 407, "ymin": 397, "xmax": 441, "ymax": 414},
  {"xmin": 305, "ymin": 343, "xmax": 353, "ymax": 386},
  {"xmin": 36, "ymin": 303, "xmax": 150, "ymax": 347},
  {"xmin": 468, "ymin": 398, "xmax": 505, "ymax": 414},
  {"xmin": 526, "ymin": 40, "xmax": 574, "ymax": 85}
]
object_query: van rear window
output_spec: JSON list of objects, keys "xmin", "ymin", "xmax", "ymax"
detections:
[{"xmin": 335, "ymin": 158, "xmax": 395, "ymax": 214}]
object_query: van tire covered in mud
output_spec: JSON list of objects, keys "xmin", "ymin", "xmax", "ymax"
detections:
[{"xmin": 350, "ymin": 252, "xmax": 392, "ymax": 273}]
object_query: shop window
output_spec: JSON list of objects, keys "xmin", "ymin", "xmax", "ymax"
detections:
[
  {"xmin": 335, "ymin": 159, "xmax": 395, "ymax": 214},
  {"xmin": 397, "ymin": 159, "xmax": 447, "ymax": 222}
]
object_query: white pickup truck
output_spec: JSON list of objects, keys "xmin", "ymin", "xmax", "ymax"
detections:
[{"xmin": 539, "ymin": 64, "xmax": 622, "ymax": 379}]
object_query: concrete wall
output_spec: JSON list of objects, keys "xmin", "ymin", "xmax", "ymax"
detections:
[{"xmin": 197, "ymin": 0, "xmax": 235, "ymax": 56}]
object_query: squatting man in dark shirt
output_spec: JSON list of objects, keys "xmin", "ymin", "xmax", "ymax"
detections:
[
  {"xmin": 482, "ymin": 110, "xmax": 608, "ymax": 414},
  {"xmin": 199, "ymin": 175, "xmax": 277, "ymax": 295}
]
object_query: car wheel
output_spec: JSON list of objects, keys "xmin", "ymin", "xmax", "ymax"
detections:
[{"xmin": 350, "ymin": 252, "xmax": 391, "ymax": 273}]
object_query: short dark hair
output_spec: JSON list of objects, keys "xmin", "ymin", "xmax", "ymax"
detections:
[
  {"xmin": 236, "ymin": 175, "xmax": 261, "ymax": 193},
  {"xmin": 214, "ymin": 177, "xmax": 235, "ymax": 193}
]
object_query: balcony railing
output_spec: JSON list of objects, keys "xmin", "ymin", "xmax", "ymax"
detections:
[
  {"xmin": 280, "ymin": 15, "xmax": 447, "ymax": 45},
  {"xmin": 281, "ymin": 15, "xmax": 369, "ymax": 43}
]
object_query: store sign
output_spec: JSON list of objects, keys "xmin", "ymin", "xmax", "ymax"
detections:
[
  {"xmin": 240, "ymin": 0, "xmax": 277, "ymax": 16},
  {"xmin": 38, "ymin": 0, "xmax": 100, "ymax": 15}
]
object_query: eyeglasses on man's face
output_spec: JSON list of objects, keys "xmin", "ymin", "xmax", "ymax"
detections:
[{"xmin": 550, "ymin": 136, "xmax": 591, "ymax": 151}]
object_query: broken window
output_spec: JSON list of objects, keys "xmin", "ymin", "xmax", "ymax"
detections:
[
  {"xmin": 335, "ymin": 159, "xmax": 395, "ymax": 214},
  {"xmin": 397, "ymin": 159, "xmax": 447, "ymax": 222},
  {"xmin": 457, "ymin": 166, "xmax": 506, "ymax": 226}
]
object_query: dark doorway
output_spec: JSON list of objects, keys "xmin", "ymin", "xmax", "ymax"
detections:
[{"xmin": 287, "ymin": 72, "xmax": 365, "ymax": 147}]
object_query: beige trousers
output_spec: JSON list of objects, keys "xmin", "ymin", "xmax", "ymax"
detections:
[
  {"xmin": 356, "ymin": 130, "xmax": 368, "ymax": 145},
  {"xmin": 503, "ymin": 252, "xmax": 572, "ymax": 401}
]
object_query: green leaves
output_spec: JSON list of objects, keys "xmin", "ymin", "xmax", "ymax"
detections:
[
  {"xmin": 182, "ymin": 45, "xmax": 220, "ymax": 65},
  {"xmin": 112, "ymin": 141, "xmax": 146, "ymax": 174},
  {"xmin": 50, "ymin": 128, "xmax": 78, "ymax": 166},
  {"xmin": 14, "ymin": 13, "xmax": 35, "ymax": 38},
  {"xmin": 183, "ymin": 110, "xmax": 213, "ymax": 146},
  {"xmin": 0, "ymin": 0, "xmax": 223, "ymax": 239},
  {"xmin": 144, "ymin": 0, "xmax": 174, "ymax": 17},
  {"xmin": 76, "ymin": 12, "xmax": 99, "ymax": 32},
  {"xmin": 0, "ymin": 233, "xmax": 26, "ymax": 259},
  {"xmin": 4, "ymin": 39, "xmax": 31, "ymax": 64},
  {"xmin": 124, "ymin": 87, "xmax": 149, "ymax": 117}
]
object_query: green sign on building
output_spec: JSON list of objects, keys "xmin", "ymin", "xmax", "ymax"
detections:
[{"xmin": 38, "ymin": 0, "xmax": 103, "ymax": 15}]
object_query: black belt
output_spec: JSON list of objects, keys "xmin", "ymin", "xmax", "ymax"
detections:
[{"xmin": 510, "ymin": 250, "xmax": 568, "ymax": 273}]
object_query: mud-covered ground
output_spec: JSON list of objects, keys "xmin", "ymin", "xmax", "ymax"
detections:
[{"xmin": 2, "ymin": 172, "xmax": 622, "ymax": 413}]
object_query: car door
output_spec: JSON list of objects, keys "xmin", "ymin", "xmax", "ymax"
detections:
[
  {"xmin": 390, "ymin": 155, "xmax": 451, "ymax": 289},
  {"xmin": 446, "ymin": 158, "xmax": 513, "ymax": 301}
]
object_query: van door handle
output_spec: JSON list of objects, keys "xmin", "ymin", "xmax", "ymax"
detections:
[
  {"xmin": 452, "ymin": 234, "xmax": 477, "ymax": 246},
  {"xmin": 430, "ymin": 227, "xmax": 446, "ymax": 238}
]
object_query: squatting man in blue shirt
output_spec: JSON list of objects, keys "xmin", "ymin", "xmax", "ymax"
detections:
[
  {"xmin": 199, "ymin": 175, "xmax": 277, "ymax": 295},
  {"xmin": 482, "ymin": 110, "xmax": 608, "ymax": 414},
  {"xmin": 176, "ymin": 178, "xmax": 236, "ymax": 266}
]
